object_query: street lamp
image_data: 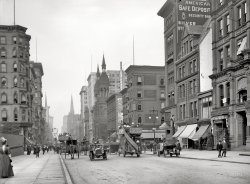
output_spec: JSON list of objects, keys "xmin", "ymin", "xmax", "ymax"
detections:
[{"xmin": 149, "ymin": 108, "xmax": 159, "ymax": 154}]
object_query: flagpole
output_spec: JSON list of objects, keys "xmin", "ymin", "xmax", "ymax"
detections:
[{"xmin": 14, "ymin": 0, "xmax": 15, "ymax": 25}]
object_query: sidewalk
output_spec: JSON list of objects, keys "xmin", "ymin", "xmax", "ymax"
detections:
[
  {"xmin": 0, "ymin": 152, "xmax": 69, "ymax": 184},
  {"xmin": 144, "ymin": 150, "xmax": 250, "ymax": 164}
]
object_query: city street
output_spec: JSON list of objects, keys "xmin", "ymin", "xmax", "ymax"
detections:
[{"xmin": 64, "ymin": 153, "xmax": 250, "ymax": 184}]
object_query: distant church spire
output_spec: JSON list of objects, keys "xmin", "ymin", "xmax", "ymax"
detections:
[
  {"xmin": 70, "ymin": 95, "xmax": 74, "ymax": 114},
  {"xmin": 102, "ymin": 54, "xmax": 106, "ymax": 72},
  {"xmin": 96, "ymin": 64, "xmax": 100, "ymax": 78}
]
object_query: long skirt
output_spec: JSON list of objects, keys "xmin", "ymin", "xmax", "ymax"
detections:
[{"xmin": 0, "ymin": 154, "xmax": 10, "ymax": 178}]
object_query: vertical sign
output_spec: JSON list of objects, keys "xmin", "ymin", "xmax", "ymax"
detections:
[
  {"xmin": 0, "ymin": 0, "xmax": 14, "ymax": 25},
  {"xmin": 176, "ymin": 0, "xmax": 211, "ymax": 55}
]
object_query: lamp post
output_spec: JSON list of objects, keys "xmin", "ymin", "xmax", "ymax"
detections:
[{"xmin": 149, "ymin": 108, "xmax": 159, "ymax": 154}]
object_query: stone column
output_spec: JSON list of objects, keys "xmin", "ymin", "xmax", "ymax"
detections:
[
  {"xmin": 228, "ymin": 111, "xmax": 236, "ymax": 149},
  {"xmin": 245, "ymin": 63, "xmax": 250, "ymax": 148}
]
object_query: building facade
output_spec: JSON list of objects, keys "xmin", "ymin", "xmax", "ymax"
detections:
[
  {"xmin": 209, "ymin": 0, "xmax": 250, "ymax": 149},
  {"xmin": 80, "ymin": 86, "xmax": 88, "ymax": 138}
]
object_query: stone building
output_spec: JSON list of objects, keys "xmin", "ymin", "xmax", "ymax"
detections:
[
  {"xmin": 209, "ymin": 0, "xmax": 250, "ymax": 149},
  {"xmin": 80, "ymin": 86, "xmax": 88, "ymax": 138},
  {"xmin": 93, "ymin": 56, "xmax": 110, "ymax": 140}
]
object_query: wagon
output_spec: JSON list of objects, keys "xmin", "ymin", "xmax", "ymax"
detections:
[{"xmin": 65, "ymin": 139, "xmax": 80, "ymax": 159}]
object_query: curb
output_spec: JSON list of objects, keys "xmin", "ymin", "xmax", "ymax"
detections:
[
  {"xmin": 59, "ymin": 154, "xmax": 74, "ymax": 184},
  {"xmin": 239, "ymin": 153, "xmax": 250, "ymax": 156},
  {"xmin": 178, "ymin": 156, "xmax": 250, "ymax": 165}
]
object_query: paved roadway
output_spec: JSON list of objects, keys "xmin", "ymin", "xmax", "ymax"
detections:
[{"xmin": 64, "ymin": 153, "xmax": 250, "ymax": 184}]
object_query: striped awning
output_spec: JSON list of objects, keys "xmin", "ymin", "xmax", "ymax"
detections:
[
  {"xmin": 172, "ymin": 126, "xmax": 186, "ymax": 138},
  {"xmin": 190, "ymin": 125, "xmax": 209, "ymax": 141},
  {"xmin": 179, "ymin": 124, "xmax": 197, "ymax": 139}
]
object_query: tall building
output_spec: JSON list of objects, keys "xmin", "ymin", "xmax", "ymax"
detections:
[
  {"xmin": 209, "ymin": 0, "xmax": 250, "ymax": 149},
  {"xmin": 0, "ymin": 25, "xmax": 32, "ymax": 140},
  {"xmin": 93, "ymin": 56, "xmax": 110, "ymax": 140},
  {"xmin": 123, "ymin": 65, "xmax": 166, "ymax": 140},
  {"xmin": 158, "ymin": 0, "xmax": 211, "ymax": 130},
  {"xmin": 79, "ymin": 86, "xmax": 88, "ymax": 138}
]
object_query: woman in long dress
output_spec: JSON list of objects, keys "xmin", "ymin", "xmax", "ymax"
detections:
[{"xmin": 0, "ymin": 137, "xmax": 14, "ymax": 178}]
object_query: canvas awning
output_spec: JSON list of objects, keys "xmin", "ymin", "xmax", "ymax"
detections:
[
  {"xmin": 172, "ymin": 126, "xmax": 186, "ymax": 138},
  {"xmin": 190, "ymin": 125, "xmax": 209, "ymax": 141},
  {"xmin": 159, "ymin": 122, "xmax": 170, "ymax": 130},
  {"xmin": 179, "ymin": 124, "xmax": 197, "ymax": 139},
  {"xmin": 237, "ymin": 37, "xmax": 247, "ymax": 55},
  {"xmin": 25, "ymin": 137, "xmax": 35, "ymax": 145}
]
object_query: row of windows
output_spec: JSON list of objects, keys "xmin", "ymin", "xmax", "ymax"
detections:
[
  {"xmin": 179, "ymin": 101, "xmax": 198, "ymax": 120},
  {"xmin": 1, "ymin": 76, "xmax": 26, "ymax": 88},
  {"xmin": 1, "ymin": 108, "xmax": 26, "ymax": 122},
  {"xmin": 181, "ymin": 39, "xmax": 193, "ymax": 57},
  {"xmin": 217, "ymin": 1, "xmax": 247, "ymax": 38},
  {"xmin": 178, "ymin": 59, "xmax": 197, "ymax": 80},
  {"xmin": 136, "ymin": 90, "xmax": 165, "ymax": 99},
  {"xmin": 178, "ymin": 79, "xmax": 197, "ymax": 98},
  {"xmin": 0, "ymin": 62, "xmax": 19, "ymax": 72},
  {"xmin": 0, "ymin": 36, "xmax": 23, "ymax": 45},
  {"xmin": 1, "ymin": 92, "xmax": 27, "ymax": 104},
  {"xmin": 0, "ymin": 47, "xmax": 26, "ymax": 58}
]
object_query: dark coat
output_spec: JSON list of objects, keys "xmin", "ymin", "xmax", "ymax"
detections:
[
  {"xmin": 0, "ymin": 146, "xmax": 14, "ymax": 178},
  {"xmin": 217, "ymin": 143, "xmax": 223, "ymax": 151}
]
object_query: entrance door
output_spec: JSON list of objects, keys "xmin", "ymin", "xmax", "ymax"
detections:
[{"xmin": 237, "ymin": 111, "xmax": 247, "ymax": 145}]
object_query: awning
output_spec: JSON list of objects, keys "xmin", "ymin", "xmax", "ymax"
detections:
[
  {"xmin": 172, "ymin": 126, "xmax": 186, "ymax": 138},
  {"xmin": 25, "ymin": 137, "xmax": 35, "ymax": 145},
  {"xmin": 237, "ymin": 37, "xmax": 247, "ymax": 55},
  {"xmin": 179, "ymin": 124, "xmax": 197, "ymax": 138},
  {"xmin": 159, "ymin": 122, "xmax": 170, "ymax": 130},
  {"xmin": 190, "ymin": 125, "xmax": 209, "ymax": 141}
]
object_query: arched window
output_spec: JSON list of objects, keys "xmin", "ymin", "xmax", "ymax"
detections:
[
  {"xmin": 13, "ymin": 62, "xmax": 18, "ymax": 72},
  {"xmin": 1, "ymin": 77, "xmax": 7, "ymax": 87},
  {"xmin": 1, "ymin": 109, "xmax": 7, "ymax": 121},
  {"xmin": 14, "ymin": 108, "xmax": 18, "ymax": 121},
  {"xmin": 12, "ymin": 48, "xmax": 17, "ymax": 58},
  {"xmin": 21, "ymin": 93, "xmax": 26, "ymax": 104},
  {"xmin": 226, "ymin": 82, "xmax": 230, "ymax": 105},
  {"xmin": 20, "ymin": 78, "xmax": 24, "ymax": 88},
  {"xmin": 1, "ymin": 62, "xmax": 6, "ymax": 72},
  {"xmin": 14, "ymin": 92, "xmax": 18, "ymax": 104},
  {"xmin": 0, "ymin": 48, "xmax": 6, "ymax": 58},
  {"xmin": 13, "ymin": 77, "xmax": 18, "ymax": 87},
  {"xmin": 1, "ymin": 93, "xmax": 7, "ymax": 104},
  {"xmin": 219, "ymin": 84, "xmax": 224, "ymax": 107}
]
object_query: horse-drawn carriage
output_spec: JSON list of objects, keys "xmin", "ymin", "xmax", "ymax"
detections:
[{"xmin": 64, "ymin": 139, "xmax": 80, "ymax": 159}]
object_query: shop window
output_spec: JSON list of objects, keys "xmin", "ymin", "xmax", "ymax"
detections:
[
  {"xmin": 1, "ymin": 62, "xmax": 6, "ymax": 72},
  {"xmin": 1, "ymin": 77, "xmax": 7, "ymax": 87},
  {"xmin": 1, "ymin": 109, "xmax": 7, "ymax": 121},
  {"xmin": 1, "ymin": 93, "xmax": 7, "ymax": 104}
]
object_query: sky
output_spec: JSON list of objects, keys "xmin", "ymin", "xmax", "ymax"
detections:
[{"xmin": 0, "ymin": 0, "xmax": 166, "ymax": 132}]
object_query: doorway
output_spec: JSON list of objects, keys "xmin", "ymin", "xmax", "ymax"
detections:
[{"xmin": 238, "ymin": 111, "xmax": 247, "ymax": 145}]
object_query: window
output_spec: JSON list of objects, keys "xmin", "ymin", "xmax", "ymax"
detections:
[
  {"xmin": 1, "ymin": 49, "xmax": 6, "ymax": 58},
  {"xmin": 190, "ymin": 102, "xmax": 194, "ymax": 117},
  {"xmin": 1, "ymin": 93, "xmax": 7, "ymax": 104},
  {"xmin": 194, "ymin": 101, "xmax": 198, "ymax": 117},
  {"xmin": 243, "ymin": 2, "xmax": 247, "ymax": 24},
  {"xmin": 160, "ymin": 90, "xmax": 165, "ymax": 98},
  {"xmin": 239, "ymin": 89, "xmax": 247, "ymax": 103},
  {"xmin": 183, "ymin": 104, "xmax": 186, "ymax": 119},
  {"xmin": 218, "ymin": 19, "xmax": 223, "ymax": 37},
  {"xmin": 190, "ymin": 40, "xmax": 193, "ymax": 51},
  {"xmin": 160, "ymin": 78, "xmax": 164, "ymax": 85},
  {"xmin": 182, "ymin": 84, "xmax": 185, "ymax": 98},
  {"xmin": 237, "ymin": 5, "xmax": 242, "ymax": 27},
  {"xmin": 21, "ymin": 94, "xmax": 26, "ymax": 104},
  {"xmin": 21, "ymin": 109, "xmax": 26, "ymax": 121},
  {"xmin": 219, "ymin": 85, "xmax": 224, "ymax": 107},
  {"xmin": 225, "ymin": 14, "xmax": 230, "ymax": 34},
  {"xmin": 179, "ymin": 105, "xmax": 183, "ymax": 120},
  {"xmin": 193, "ymin": 79, "xmax": 197, "ymax": 93},
  {"xmin": 12, "ymin": 48, "xmax": 17, "ymax": 58},
  {"xmin": 20, "ymin": 78, "xmax": 24, "ymax": 88},
  {"xmin": 219, "ymin": 0, "xmax": 223, "ymax": 6},
  {"xmin": 138, "ymin": 117, "xmax": 142, "ymax": 124},
  {"xmin": 226, "ymin": 82, "xmax": 230, "ymax": 105},
  {"xmin": 137, "ymin": 91, "xmax": 142, "ymax": 98},
  {"xmin": 179, "ymin": 68, "xmax": 182, "ymax": 79},
  {"xmin": 226, "ymin": 45, "xmax": 231, "ymax": 58},
  {"xmin": 137, "ymin": 104, "xmax": 142, "ymax": 111},
  {"xmin": 13, "ymin": 62, "xmax": 17, "ymax": 72},
  {"xmin": 14, "ymin": 92, "xmax": 18, "ymax": 104},
  {"xmin": 13, "ymin": 77, "xmax": 18, "ymax": 87},
  {"xmin": 189, "ymin": 61, "xmax": 193, "ymax": 74},
  {"xmin": 0, "ymin": 37, "xmax": 6, "ymax": 44},
  {"xmin": 161, "ymin": 102, "xmax": 165, "ymax": 109},
  {"xmin": 14, "ymin": 108, "xmax": 18, "ymax": 121},
  {"xmin": 137, "ymin": 76, "xmax": 142, "ymax": 85},
  {"xmin": 1, "ymin": 77, "xmax": 7, "ymax": 87},
  {"xmin": 1, "ymin": 62, "xmax": 6, "ymax": 72},
  {"xmin": 219, "ymin": 49, "xmax": 224, "ymax": 71},
  {"xmin": 1, "ymin": 109, "xmax": 7, "ymax": 121},
  {"xmin": 193, "ymin": 59, "xmax": 197, "ymax": 72},
  {"xmin": 190, "ymin": 81, "xmax": 193, "ymax": 95},
  {"xmin": 182, "ymin": 66, "xmax": 185, "ymax": 78},
  {"xmin": 19, "ymin": 37, "xmax": 23, "ymax": 44},
  {"xmin": 13, "ymin": 37, "xmax": 17, "ymax": 44}
]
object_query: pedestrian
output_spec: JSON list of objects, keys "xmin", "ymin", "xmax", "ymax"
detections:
[
  {"xmin": 0, "ymin": 137, "xmax": 14, "ymax": 178},
  {"xmin": 42, "ymin": 145, "xmax": 46, "ymax": 155},
  {"xmin": 216, "ymin": 140, "xmax": 223, "ymax": 158},
  {"xmin": 34, "ymin": 145, "xmax": 40, "ymax": 158},
  {"xmin": 222, "ymin": 138, "xmax": 227, "ymax": 157}
]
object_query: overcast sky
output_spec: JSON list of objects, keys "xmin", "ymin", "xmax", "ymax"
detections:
[{"xmin": 1, "ymin": 0, "xmax": 166, "ymax": 132}]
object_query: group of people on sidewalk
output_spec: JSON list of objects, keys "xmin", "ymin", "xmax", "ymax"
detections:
[
  {"xmin": 27, "ymin": 144, "xmax": 50, "ymax": 158},
  {"xmin": 0, "ymin": 137, "xmax": 14, "ymax": 178},
  {"xmin": 216, "ymin": 138, "xmax": 227, "ymax": 158}
]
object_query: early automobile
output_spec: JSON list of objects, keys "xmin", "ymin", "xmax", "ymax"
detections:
[{"xmin": 89, "ymin": 143, "xmax": 108, "ymax": 161}]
